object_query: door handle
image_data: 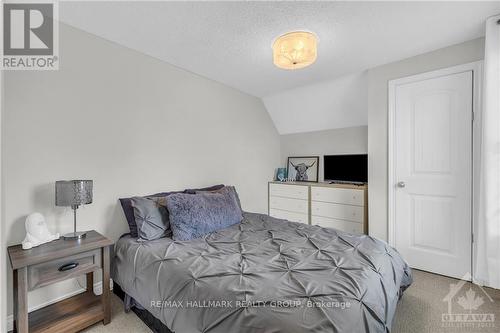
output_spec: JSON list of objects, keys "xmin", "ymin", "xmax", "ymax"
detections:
[{"xmin": 397, "ymin": 181, "xmax": 406, "ymax": 188}]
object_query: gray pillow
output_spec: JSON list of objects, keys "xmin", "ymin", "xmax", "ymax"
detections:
[
  {"xmin": 166, "ymin": 189, "xmax": 243, "ymax": 241},
  {"xmin": 130, "ymin": 196, "xmax": 170, "ymax": 241},
  {"xmin": 195, "ymin": 186, "xmax": 242, "ymax": 210}
]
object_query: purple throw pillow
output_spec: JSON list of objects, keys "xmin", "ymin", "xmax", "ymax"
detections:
[
  {"xmin": 167, "ymin": 189, "xmax": 243, "ymax": 241},
  {"xmin": 195, "ymin": 186, "xmax": 242, "ymax": 210}
]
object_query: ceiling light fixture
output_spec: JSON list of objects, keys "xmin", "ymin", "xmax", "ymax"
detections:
[{"xmin": 272, "ymin": 31, "xmax": 318, "ymax": 70}]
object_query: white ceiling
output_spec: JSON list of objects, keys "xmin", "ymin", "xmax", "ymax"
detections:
[
  {"xmin": 59, "ymin": 1, "xmax": 500, "ymax": 98},
  {"xmin": 263, "ymin": 72, "xmax": 368, "ymax": 134}
]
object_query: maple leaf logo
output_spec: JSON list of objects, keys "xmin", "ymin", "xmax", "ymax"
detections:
[{"xmin": 457, "ymin": 288, "xmax": 484, "ymax": 311}]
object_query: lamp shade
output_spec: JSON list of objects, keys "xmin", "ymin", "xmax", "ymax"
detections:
[
  {"xmin": 272, "ymin": 31, "xmax": 317, "ymax": 70},
  {"xmin": 55, "ymin": 180, "xmax": 93, "ymax": 207}
]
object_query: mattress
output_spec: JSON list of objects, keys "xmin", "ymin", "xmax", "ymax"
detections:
[{"xmin": 112, "ymin": 212, "xmax": 412, "ymax": 333}]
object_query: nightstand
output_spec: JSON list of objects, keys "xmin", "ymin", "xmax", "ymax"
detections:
[{"xmin": 8, "ymin": 230, "xmax": 113, "ymax": 333}]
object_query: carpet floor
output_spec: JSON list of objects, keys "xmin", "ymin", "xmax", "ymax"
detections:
[{"xmin": 83, "ymin": 269, "xmax": 500, "ymax": 333}]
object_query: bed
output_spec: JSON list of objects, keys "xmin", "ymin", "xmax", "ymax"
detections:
[{"xmin": 112, "ymin": 212, "xmax": 412, "ymax": 333}]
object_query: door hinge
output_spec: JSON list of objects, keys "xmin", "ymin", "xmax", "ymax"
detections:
[
  {"xmin": 472, "ymin": 233, "xmax": 474, "ymax": 243},
  {"xmin": 472, "ymin": 112, "xmax": 475, "ymax": 122}
]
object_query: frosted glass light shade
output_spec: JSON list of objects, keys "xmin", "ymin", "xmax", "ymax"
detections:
[{"xmin": 272, "ymin": 31, "xmax": 317, "ymax": 70}]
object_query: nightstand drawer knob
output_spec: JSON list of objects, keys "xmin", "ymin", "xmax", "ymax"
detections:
[{"xmin": 58, "ymin": 262, "xmax": 79, "ymax": 271}]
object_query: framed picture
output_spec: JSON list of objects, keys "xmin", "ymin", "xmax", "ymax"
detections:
[
  {"xmin": 287, "ymin": 156, "xmax": 319, "ymax": 182},
  {"xmin": 275, "ymin": 168, "xmax": 287, "ymax": 181}
]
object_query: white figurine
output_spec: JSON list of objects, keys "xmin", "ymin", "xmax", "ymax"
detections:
[{"xmin": 22, "ymin": 213, "xmax": 60, "ymax": 250}]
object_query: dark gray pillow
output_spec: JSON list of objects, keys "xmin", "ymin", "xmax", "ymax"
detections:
[
  {"xmin": 166, "ymin": 189, "xmax": 243, "ymax": 241},
  {"xmin": 120, "ymin": 191, "xmax": 181, "ymax": 238},
  {"xmin": 119, "ymin": 184, "xmax": 224, "ymax": 238},
  {"xmin": 195, "ymin": 186, "xmax": 242, "ymax": 210},
  {"xmin": 130, "ymin": 197, "xmax": 170, "ymax": 241}
]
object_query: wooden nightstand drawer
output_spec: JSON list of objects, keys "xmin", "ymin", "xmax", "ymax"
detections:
[{"xmin": 28, "ymin": 249, "xmax": 101, "ymax": 290}]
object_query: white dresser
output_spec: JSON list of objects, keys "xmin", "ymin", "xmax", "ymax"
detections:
[
  {"xmin": 268, "ymin": 181, "xmax": 368, "ymax": 234},
  {"xmin": 268, "ymin": 183, "xmax": 309, "ymax": 224}
]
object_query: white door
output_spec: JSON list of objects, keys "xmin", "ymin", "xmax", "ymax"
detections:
[{"xmin": 392, "ymin": 70, "xmax": 472, "ymax": 279}]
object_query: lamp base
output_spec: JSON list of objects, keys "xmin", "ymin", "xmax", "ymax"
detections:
[{"xmin": 63, "ymin": 231, "xmax": 87, "ymax": 240}]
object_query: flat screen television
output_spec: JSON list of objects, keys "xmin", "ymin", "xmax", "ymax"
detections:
[{"xmin": 324, "ymin": 154, "xmax": 368, "ymax": 184}]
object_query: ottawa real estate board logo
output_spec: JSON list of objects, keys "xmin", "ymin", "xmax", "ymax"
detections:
[
  {"xmin": 1, "ymin": 0, "xmax": 59, "ymax": 70},
  {"xmin": 442, "ymin": 273, "xmax": 495, "ymax": 330}
]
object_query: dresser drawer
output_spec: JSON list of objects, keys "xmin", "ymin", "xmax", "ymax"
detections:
[
  {"xmin": 269, "ymin": 196, "xmax": 308, "ymax": 214},
  {"xmin": 270, "ymin": 209, "xmax": 308, "ymax": 224},
  {"xmin": 269, "ymin": 183, "xmax": 308, "ymax": 200},
  {"xmin": 311, "ymin": 186, "xmax": 364, "ymax": 206},
  {"xmin": 311, "ymin": 201, "xmax": 364, "ymax": 223},
  {"xmin": 312, "ymin": 216, "xmax": 363, "ymax": 234},
  {"xmin": 28, "ymin": 249, "xmax": 101, "ymax": 290}
]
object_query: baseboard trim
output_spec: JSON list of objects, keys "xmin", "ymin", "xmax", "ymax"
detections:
[{"xmin": 6, "ymin": 279, "xmax": 113, "ymax": 332}]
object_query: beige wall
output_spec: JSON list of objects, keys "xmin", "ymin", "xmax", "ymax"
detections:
[
  {"xmin": 1, "ymin": 69, "xmax": 5, "ymax": 333},
  {"xmin": 280, "ymin": 126, "xmax": 368, "ymax": 182},
  {"xmin": 3, "ymin": 24, "xmax": 280, "ymax": 318},
  {"xmin": 367, "ymin": 37, "xmax": 485, "ymax": 241}
]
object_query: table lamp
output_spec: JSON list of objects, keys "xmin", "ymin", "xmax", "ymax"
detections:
[{"xmin": 55, "ymin": 180, "xmax": 93, "ymax": 240}]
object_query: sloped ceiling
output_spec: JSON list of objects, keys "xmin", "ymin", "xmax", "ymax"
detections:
[
  {"xmin": 263, "ymin": 72, "xmax": 368, "ymax": 134},
  {"xmin": 58, "ymin": 1, "xmax": 499, "ymax": 133}
]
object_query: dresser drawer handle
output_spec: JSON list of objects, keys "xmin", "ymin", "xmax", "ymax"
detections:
[{"xmin": 58, "ymin": 262, "xmax": 79, "ymax": 272}]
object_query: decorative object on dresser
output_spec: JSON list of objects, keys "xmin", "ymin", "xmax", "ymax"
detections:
[
  {"xmin": 8, "ymin": 230, "xmax": 113, "ymax": 333},
  {"xmin": 275, "ymin": 167, "xmax": 287, "ymax": 181},
  {"xmin": 268, "ymin": 181, "xmax": 368, "ymax": 234},
  {"xmin": 22, "ymin": 213, "xmax": 59, "ymax": 250},
  {"xmin": 55, "ymin": 180, "xmax": 93, "ymax": 240},
  {"xmin": 287, "ymin": 156, "xmax": 319, "ymax": 182}
]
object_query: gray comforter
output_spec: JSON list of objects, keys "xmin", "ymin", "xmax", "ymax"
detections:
[{"xmin": 112, "ymin": 212, "xmax": 412, "ymax": 333}]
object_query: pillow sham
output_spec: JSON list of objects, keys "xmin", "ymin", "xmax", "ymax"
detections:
[
  {"xmin": 184, "ymin": 184, "xmax": 226, "ymax": 194},
  {"xmin": 195, "ymin": 186, "xmax": 242, "ymax": 210},
  {"xmin": 119, "ymin": 191, "xmax": 180, "ymax": 238},
  {"xmin": 166, "ymin": 188, "xmax": 243, "ymax": 241},
  {"xmin": 130, "ymin": 197, "xmax": 170, "ymax": 241},
  {"xmin": 119, "ymin": 184, "xmax": 224, "ymax": 237}
]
